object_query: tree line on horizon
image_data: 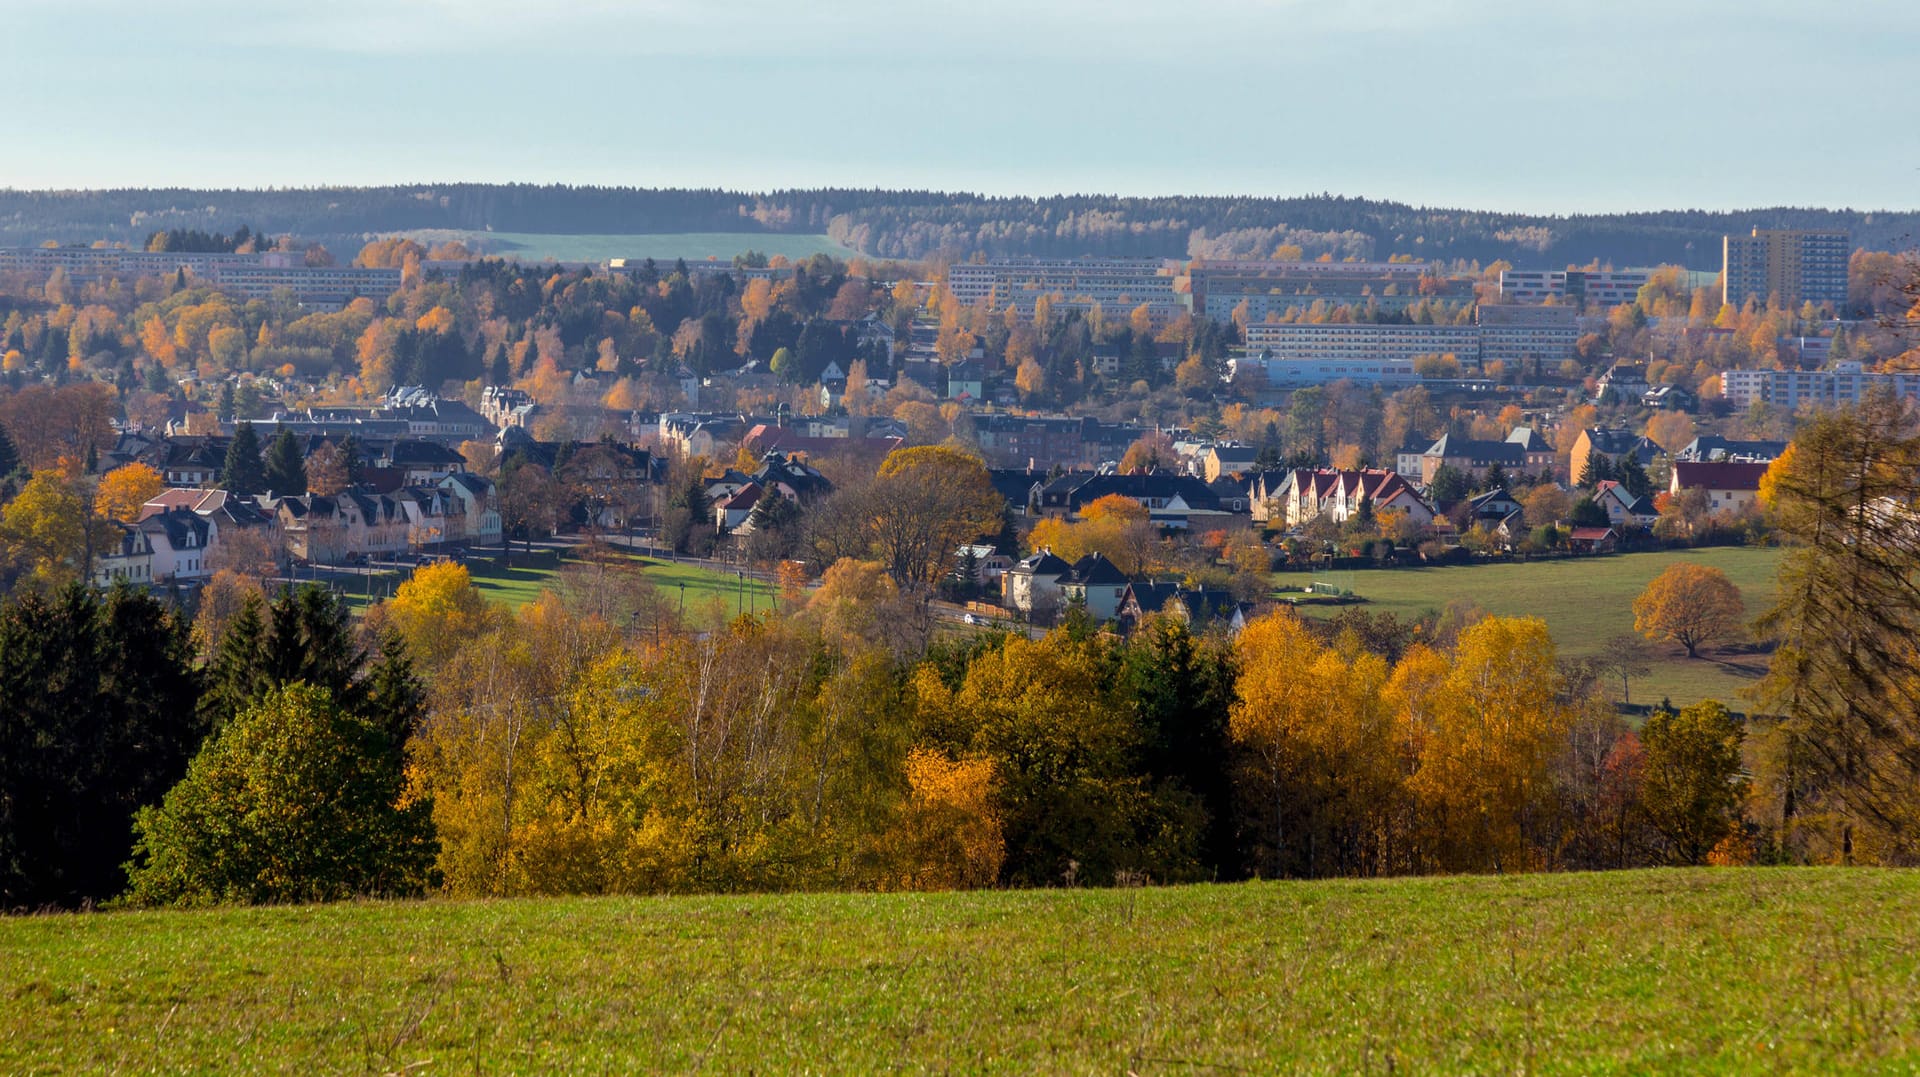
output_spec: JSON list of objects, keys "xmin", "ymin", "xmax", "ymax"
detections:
[{"xmin": 0, "ymin": 186, "xmax": 1911, "ymax": 267}]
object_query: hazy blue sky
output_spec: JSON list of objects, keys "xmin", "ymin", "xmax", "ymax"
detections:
[{"xmin": 7, "ymin": 0, "xmax": 1917, "ymax": 213}]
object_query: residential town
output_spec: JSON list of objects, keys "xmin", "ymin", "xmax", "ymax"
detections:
[
  {"xmin": 0, "ymin": 221, "xmax": 1865, "ymax": 624},
  {"xmin": 7, "ymin": 0, "xmax": 1920, "ymax": 1069}
]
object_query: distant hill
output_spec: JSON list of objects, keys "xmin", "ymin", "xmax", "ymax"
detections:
[{"xmin": 1, "ymin": 185, "xmax": 1914, "ymax": 269}]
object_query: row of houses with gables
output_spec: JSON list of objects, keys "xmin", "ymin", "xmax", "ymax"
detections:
[
  {"xmin": 1251, "ymin": 468, "xmax": 1437, "ymax": 530},
  {"xmin": 1001, "ymin": 549, "xmax": 1249, "ymax": 631},
  {"xmin": 275, "ymin": 473, "xmax": 502, "ymax": 563},
  {"xmin": 90, "ymin": 470, "xmax": 507, "ymax": 586}
]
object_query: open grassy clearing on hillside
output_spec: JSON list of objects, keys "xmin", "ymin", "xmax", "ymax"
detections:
[
  {"xmin": 392, "ymin": 229, "xmax": 862, "ymax": 264},
  {"xmin": 1276, "ymin": 546, "xmax": 1784, "ymax": 708},
  {"xmin": 3, "ymin": 869, "xmax": 1916, "ymax": 1073},
  {"xmin": 464, "ymin": 555, "xmax": 777, "ymax": 623},
  {"xmin": 332, "ymin": 553, "xmax": 778, "ymax": 626}
]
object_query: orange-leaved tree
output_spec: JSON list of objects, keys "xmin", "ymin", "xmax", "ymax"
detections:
[
  {"xmin": 95, "ymin": 462, "xmax": 164, "ymax": 523},
  {"xmin": 1633, "ymin": 562, "xmax": 1745, "ymax": 658}
]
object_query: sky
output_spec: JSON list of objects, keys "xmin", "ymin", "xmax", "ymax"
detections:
[{"xmin": 6, "ymin": 0, "xmax": 1918, "ymax": 214}]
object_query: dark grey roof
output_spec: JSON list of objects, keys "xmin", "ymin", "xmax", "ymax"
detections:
[
  {"xmin": 1063, "ymin": 553, "xmax": 1128, "ymax": 587},
  {"xmin": 1011, "ymin": 551, "xmax": 1072, "ymax": 576},
  {"xmin": 1425, "ymin": 434, "xmax": 1527, "ymax": 466}
]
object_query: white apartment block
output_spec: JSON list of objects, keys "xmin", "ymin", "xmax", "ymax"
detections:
[
  {"xmin": 1719, "ymin": 362, "xmax": 1920, "ymax": 410},
  {"xmin": 206, "ymin": 260, "xmax": 401, "ymax": 306},
  {"xmin": 1477, "ymin": 304, "xmax": 1579, "ymax": 364},
  {"xmin": 1242, "ymin": 322, "xmax": 1481, "ymax": 363},
  {"xmin": 0, "ymin": 246, "xmax": 400, "ymax": 307},
  {"xmin": 947, "ymin": 257, "xmax": 1186, "ymax": 323},
  {"xmin": 1228, "ymin": 355, "xmax": 1419, "ymax": 389},
  {"xmin": 1188, "ymin": 260, "xmax": 1451, "ymax": 322},
  {"xmin": 1498, "ymin": 268, "xmax": 1651, "ymax": 309}
]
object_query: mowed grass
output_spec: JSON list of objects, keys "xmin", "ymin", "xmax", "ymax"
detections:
[
  {"xmin": 392, "ymin": 229, "xmax": 862, "ymax": 264},
  {"xmin": 465, "ymin": 554, "xmax": 778, "ymax": 625},
  {"xmin": 4, "ymin": 869, "xmax": 1918, "ymax": 1073},
  {"xmin": 1275, "ymin": 546, "xmax": 1785, "ymax": 708}
]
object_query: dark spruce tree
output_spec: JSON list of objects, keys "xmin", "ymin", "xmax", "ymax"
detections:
[
  {"xmin": 1618, "ymin": 454, "xmax": 1653, "ymax": 500},
  {"xmin": 337, "ymin": 434, "xmax": 365, "ymax": 485},
  {"xmin": 1428, "ymin": 464, "xmax": 1469, "ymax": 503},
  {"xmin": 263, "ymin": 426, "xmax": 307, "ymax": 497},
  {"xmin": 1579, "ymin": 452, "xmax": 1616, "ymax": 490},
  {"xmin": 201, "ymin": 586, "xmax": 368, "ymax": 731},
  {"xmin": 0, "ymin": 585, "xmax": 202, "ymax": 908},
  {"xmin": 222, "ymin": 421, "xmax": 266, "ymax": 495}
]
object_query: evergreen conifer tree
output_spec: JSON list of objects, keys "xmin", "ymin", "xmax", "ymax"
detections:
[
  {"xmin": 262, "ymin": 427, "xmax": 307, "ymax": 497},
  {"xmin": 222, "ymin": 421, "xmax": 266, "ymax": 495}
]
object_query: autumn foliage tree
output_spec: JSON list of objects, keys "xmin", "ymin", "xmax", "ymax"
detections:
[
  {"xmin": 1638, "ymin": 700, "xmax": 1747, "ymax": 865},
  {"xmin": 850, "ymin": 445, "xmax": 1002, "ymax": 590},
  {"xmin": 1231, "ymin": 612, "xmax": 1410, "ymax": 877},
  {"xmin": 380, "ymin": 561, "xmax": 498, "ymax": 671},
  {"xmin": 881, "ymin": 749, "xmax": 1005, "ymax": 890},
  {"xmin": 94, "ymin": 462, "xmax": 164, "ymax": 523},
  {"xmin": 1633, "ymin": 562, "xmax": 1745, "ymax": 658},
  {"xmin": 1757, "ymin": 394, "xmax": 1920, "ymax": 862},
  {"xmin": 1408, "ymin": 617, "xmax": 1569, "ymax": 873}
]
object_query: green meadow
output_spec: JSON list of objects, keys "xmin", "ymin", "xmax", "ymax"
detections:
[
  {"xmin": 1276, "ymin": 546, "xmax": 1785, "ymax": 708},
  {"xmin": 335, "ymin": 553, "xmax": 778, "ymax": 627},
  {"xmin": 3, "ymin": 869, "xmax": 1915, "ymax": 1073}
]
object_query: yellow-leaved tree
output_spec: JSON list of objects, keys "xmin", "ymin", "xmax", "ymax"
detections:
[
  {"xmin": 1231, "ymin": 612, "xmax": 1412, "ymax": 877},
  {"xmin": 381, "ymin": 561, "xmax": 499, "ymax": 671},
  {"xmin": 882, "ymin": 748, "xmax": 1004, "ymax": 890},
  {"xmin": 1632, "ymin": 562, "xmax": 1745, "ymax": 659},
  {"xmin": 95, "ymin": 462, "xmax": 164, "ymax": 523},
  {"xmin": 1, "ymin": 468, "xmax": 96, "ymax": 587},
  {"xmin": 1407, "ymin": 616, "xmax": 1568, "ymax": 873}
]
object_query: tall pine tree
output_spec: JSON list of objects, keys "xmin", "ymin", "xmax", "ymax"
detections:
[
  {"xmin": 222, "ymin": 421, "xmax": 266, "ymax": 495},
  {"xmin": 263, "ymin": 426, "xmax": 307, "ymax": 497},
  {"xmin": 0, "ymin": 585, "xmax": 202, "ymax": 907}
]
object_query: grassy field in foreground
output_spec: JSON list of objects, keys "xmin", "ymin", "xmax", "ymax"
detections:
[
  {"xmin": 4, "ymin": 869, "xmax": 1916, "ymax": 1073},
  {"xmin": 1275, "ymin": 546, "xmax": 1784, "ymax": 708},
  {"xmin": 392, "ymin": 228, "xmax": 862, "ymax": 264}
]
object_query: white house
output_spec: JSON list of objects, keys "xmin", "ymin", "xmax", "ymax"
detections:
[
  {"xmin": 1004, "ymin": 550, "xmax": 1072, "ymax": 619},
  {"xmin": 139, "ymin": 508, "xmax": 215, "ymax": 583},
  {"xmin": 439, "ymin": 473, "xmax": 502, "ymax": 546},
  {"xmin": 93, "ymin": 521, "xmax": 156, "ymax": 586}
]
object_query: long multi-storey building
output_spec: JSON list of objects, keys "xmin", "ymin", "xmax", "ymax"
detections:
[
  {"xmin": 0, "ymin": 246, "xmax": 400, "ymax": 308},
  {"xmin": 1497, "ymin": 268, "xmax": 1651, "ymax": 309},
  {"xmin": 947, "ymin": 257, "xmax": 1185, "ymax": 323},
  {"xmin": 1719, "ymin": 361, "xmax": 1920, "ymax": 409},
  {"xmin": 1241, "ymin": 321, "xmax": 1481, "ymax": 363},
  {"xmin": 1722, "ymin": 228, "xmax": 1850, "ymax": 308},
  {"xmin": 1188, "ymin": 260, "xmax": 1467, "ymax": 321},
  {"xmin": 205, "ymin": 259, "xmax": 402, "ymax": 305},
  {"xmin": 1477, "ymin": 303, "xmax": 1579, "ymax": 365},
  {"xmin": 1227, "ymin": 355, "xmax": 1419, "ymax": 389}
]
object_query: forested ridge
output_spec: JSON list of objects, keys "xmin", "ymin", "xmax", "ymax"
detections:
[{"xmin": 1, "ymin": 186, "xmax": 1913, "ymax": 267}]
